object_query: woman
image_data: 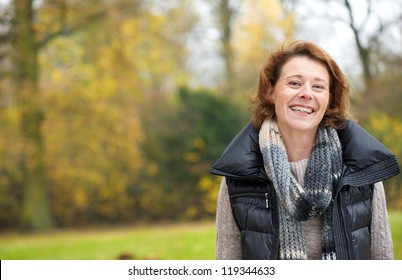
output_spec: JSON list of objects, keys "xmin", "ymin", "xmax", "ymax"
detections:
[{"xmin": 210, "ymin": 41, "xmax": 400, "ymax": 260}]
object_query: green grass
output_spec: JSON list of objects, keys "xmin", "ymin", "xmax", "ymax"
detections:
[
  {"xmin": 389, "ymin": 211, "xmax": 402, "ymax": 260},
  {"xmin": 0, "ymin": 221, "xmax": 216, "ymax": 260},
  {"xmin": 1, "ymin": 212, "xmax": 402, "ymax": 260}
]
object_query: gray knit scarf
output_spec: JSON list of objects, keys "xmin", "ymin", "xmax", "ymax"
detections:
[{"xmin": 259, "ymin": 120, "xmax": 342, "ymax": 260}]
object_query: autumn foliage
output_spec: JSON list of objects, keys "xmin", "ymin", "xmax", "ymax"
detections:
[{"xmin": 0, "ymin": 0, "xmax": 401, "ymax": 230}]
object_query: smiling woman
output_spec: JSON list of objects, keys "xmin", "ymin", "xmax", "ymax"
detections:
[
  {"xmin": 210, "ymin": 40, "xmax": 400, "ymax": 260},
  {"xmin": 268, "ymin": 56, "xmax": 330, "ymax": 161}
]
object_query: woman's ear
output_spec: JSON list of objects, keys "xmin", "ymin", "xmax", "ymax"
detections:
[{"xmin": 267, "ymin": 88, "xmax": 275, "ymax": 102}]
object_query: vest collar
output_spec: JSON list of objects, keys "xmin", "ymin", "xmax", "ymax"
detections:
[
  {"xmin": 338, "ymin": 120, "xmax": 400, "ymax": 186},
  {"xmin": 210, "ymin": 120, "xmax": 400, "ymax": 185},
  {"xmin": 210, "ymin": 122, "xmax": 267, "ymax": 181}
]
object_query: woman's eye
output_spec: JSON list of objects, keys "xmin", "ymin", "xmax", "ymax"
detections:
[
  {"xmin": 288, "ymin": 81, "xmax": 301, "ymax": 87},
  {"xmin": 313, "ymin": 84, "xmax": 326, "ymax": 91}
]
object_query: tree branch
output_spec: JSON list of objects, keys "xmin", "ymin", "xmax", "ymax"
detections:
[
  {"xmin": 359, "ymin": 0, "xmax": 373, "ymax": 31},
  {"xmin": 36, "ymin": 9, "xmax": 106, "ymax": 49},
  {"xmin": 344, "ymin": 0, "xmax": 372, "ymax": 83},
  {"xmin": 36, "ymin": 1, "xmax": 141, "ymax": 50}
]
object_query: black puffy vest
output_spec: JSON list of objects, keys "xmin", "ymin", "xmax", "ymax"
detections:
[{"xmin": 210, "ymin": 120, "xmax": 400, "ymax": 260}]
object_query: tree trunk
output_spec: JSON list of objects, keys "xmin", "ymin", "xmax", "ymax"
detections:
[
  {"xmin": 12, "ymin": 0, "xmax": 53, "ymax": 231},
  {"xmin": 343, "ymin": 0, "xmax": 373, "ymax": 89},
  {"xmin": 219, "ymin": 0, "xmax": 235, "ymax": 95}
]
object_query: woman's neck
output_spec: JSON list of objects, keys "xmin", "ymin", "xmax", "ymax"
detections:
[{"xmin": 279, "ymin": 127, "xmax": 317, "ymax": 162}]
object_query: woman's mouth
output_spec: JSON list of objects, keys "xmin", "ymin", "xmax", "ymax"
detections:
[{"xmin": 289, "ymin": 105, "xmax": 315, "ymax": 114}]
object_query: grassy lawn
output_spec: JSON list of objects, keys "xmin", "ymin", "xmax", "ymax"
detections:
[
  {"xmin": 1, "ymin": 211, "xmax": 401, "ymax": 260},
  {"xmin": 389, "ymin": 211, "xmax": 402, "ymax": 259},
  {"xmin": 0, "ymin": 221, "xmax": 216, "ymax": 260}
]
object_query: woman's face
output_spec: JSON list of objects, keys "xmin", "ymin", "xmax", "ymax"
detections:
[{"xmin": 269, "ymin": 56, "xmax": 330, "ymax": 135}]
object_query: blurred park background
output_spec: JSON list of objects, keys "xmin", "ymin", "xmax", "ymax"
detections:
[{"xmin": 0, "ymin": 0, "xmax": 401, "ymax": 259}]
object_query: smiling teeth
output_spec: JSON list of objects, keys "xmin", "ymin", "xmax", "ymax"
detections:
[{"xmin": 290, "ymin": 106, "xmax": 313, "ymax": 114}]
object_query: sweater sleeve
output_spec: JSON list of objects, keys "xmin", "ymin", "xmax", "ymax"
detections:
[
  {"xmin": 216, "ymin": 177, "xmax": 243, "ymax": 259},
  {"xmin": 371, "ymin": 181, "xmax": 394, "ymax": 260}
]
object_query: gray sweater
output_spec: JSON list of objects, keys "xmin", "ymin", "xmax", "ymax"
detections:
[{"xmin": 216, "ymin": 159, "xmax": 394, "ymax": 260}]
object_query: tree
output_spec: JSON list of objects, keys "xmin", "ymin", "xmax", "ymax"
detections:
[
  {"xmin": 139, "ymin": 87, "xmax": 249, "ymax": 220},
  {"xmin": 10, "ymin": 0, "xmax": 52, "ymax": 231},
  {"xmin": 217, "ymin": 0, "xmax": 237, "ymax": 95},
  {"xmin": 2, "ymin": 0, "xmax": 138, "ymax": 231},
  {"xmin": 1, "ymin": 0, "xmax": 200, "ymax": 229},
  {"xmin": 286, "ymin": 1, "xmax": 402, "ymax": 71},
  {"xmin": 203, "ymin": 0, "xmax": 295, "ymax": 97},
  {"xmin": 39, "ymin": 0, "xmax": 195, "ymax": 225},
  {"xmin": 231, "ymin": 0, "xmax": 295, "ymax": 95}
]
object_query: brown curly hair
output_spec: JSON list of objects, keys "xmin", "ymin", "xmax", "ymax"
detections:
[{"xmin": 251, "ymin": 40, "xmax": 352, "ymax": 130}]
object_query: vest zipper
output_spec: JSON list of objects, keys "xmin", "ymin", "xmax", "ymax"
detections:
[
  {"xmin": 230, "ymin": 192, "xmax": 270, "ymax": 208},
  {"xmin": 338, "ymin": 189, "xmax": 351, "ymax": 259},
  {"xmin": 334, "ymin": 174, "xmax": 351, "ymax": 259}
]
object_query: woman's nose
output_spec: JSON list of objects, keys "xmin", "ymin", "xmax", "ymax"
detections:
[{"xmin": 298, "ymin": 85, "xmax": 313, "ymax": 99}]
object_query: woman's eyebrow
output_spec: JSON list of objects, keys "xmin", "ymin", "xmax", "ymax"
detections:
[{"xmin": 285, "ymin": 74, "xmax": 328, "ymax": 85}]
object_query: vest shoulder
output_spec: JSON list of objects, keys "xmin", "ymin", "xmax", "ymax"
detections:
[
  {"xmin": 210, "ymin": 122, "xmax": 267, "ymax": 181},
  {"xmin": 338, "ymin": 120, "xmax": 400, "ymax": 185}
]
